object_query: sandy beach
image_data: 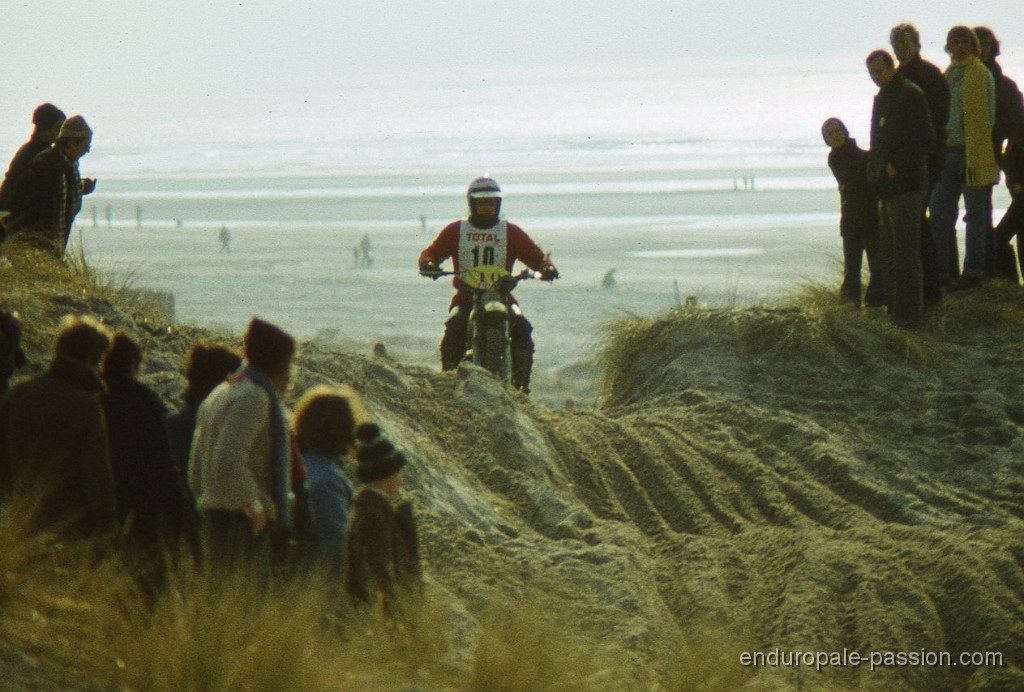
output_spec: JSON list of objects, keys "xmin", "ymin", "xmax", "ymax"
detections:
[{"xmin": 76, "ymin": 167, "xmax": 1011, "ymax": 410}]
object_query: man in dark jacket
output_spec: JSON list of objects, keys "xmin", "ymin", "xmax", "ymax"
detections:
[
  {"xmin": 0, "ymin": 315, "xmax": 116, "ymax": 541},
  {"xmin": 102, "ymin": 333, "xmax": 199, "ymax": 584},
  {"xmin": 0, "ymin": 104, "xmax": 66, "ymax": 218},
  {"xmin": 3, "ymin": 115, "xmax": 96, "ymax": 258},
  {"xmin": 867, "ymin": 50, "xmax": 936, "ymax": 327},
  {"xmin": 975, "ymin": 27, "xmax": 1024, "ymax": 277},
  {"xmin": 891, "ymin": 23, "xmax": 948, "ymax": 307},
  {"xmin": 994, "ymin": 123, "xmax": 1024, "ymax": 282},
  {"xmin": 975, "ymin": 28, "xmax": 1024, "ymax": 172}
]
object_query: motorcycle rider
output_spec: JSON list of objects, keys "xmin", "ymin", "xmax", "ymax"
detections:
[{"xmin": 419, "ymin": 176, "xmax": 558, "ymax": 393}]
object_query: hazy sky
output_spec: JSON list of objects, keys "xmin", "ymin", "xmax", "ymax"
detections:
[{"xmin": 2, "ymin": 1, "xmax": 1023, "ymax": 141}]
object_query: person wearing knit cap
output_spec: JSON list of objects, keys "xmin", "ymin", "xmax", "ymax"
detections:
[
  {"xmin": 822, "ymin": 117, "xmax": 883, "ymax": 308},
  {"xmin": 188, "ymin": 317, "xmax": 297, "ymax": 581},
  {"xmin": 2, "ymin": 113, "xmax": 96, "ymax": 258},
  {"xmin": 343, "ymin": 423, "xmax": 422, "ymax": 614},
  {"xmin": 0, "ymin": 103, "xmax": 66, "ymax": 215}
]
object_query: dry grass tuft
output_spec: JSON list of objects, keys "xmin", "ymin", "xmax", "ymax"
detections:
[
  {"xmin": 593, "ymin": 279, "xmax": 1024, "ymax": 405},
  {"xmin": 467, "ymin": 597, "xmax": 626, "ymax": 691}
]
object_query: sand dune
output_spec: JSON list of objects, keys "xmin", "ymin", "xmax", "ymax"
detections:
[
  {"xmin": 3, "ymin": 260, "xmax": 1023, "ymax": 689},
  {"xmin": 283, "ymin": 288, "xmax": 1024, "ymax": 688}
]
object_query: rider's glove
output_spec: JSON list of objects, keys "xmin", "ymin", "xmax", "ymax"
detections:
[
  {"xmin": 539, "ymin": 264, "xmax": 559, "ymax": 282},
  {"xmin": 419, "ymin": 260, "xmax": 441, "ymax": 279}
]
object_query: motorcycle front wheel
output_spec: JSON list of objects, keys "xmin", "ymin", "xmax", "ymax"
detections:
[{"xmin": 476, "ymin": 322, "xmax": 511, "ymax": 383}]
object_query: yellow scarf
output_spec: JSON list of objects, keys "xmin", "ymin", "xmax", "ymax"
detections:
[{"xmin": 954, "ymin": 55, "xmax": 999, "ymax": 186}]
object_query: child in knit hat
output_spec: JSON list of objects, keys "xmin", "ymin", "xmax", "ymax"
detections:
[{"xmin": 342, "ymin": 423, "xmax": 422, "ymax": 613}]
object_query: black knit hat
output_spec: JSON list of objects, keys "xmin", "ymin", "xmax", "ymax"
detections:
[
  {"xmin": 32, "ymin": 103, "xmax": 65, "ymax": 129},
  {"xmin": 244, "ymin": 317, "xmax": 295, "ymax": 375},
  {"xmin": 355, "ymin": 423, "xmax": 406, "ymax": 483}
]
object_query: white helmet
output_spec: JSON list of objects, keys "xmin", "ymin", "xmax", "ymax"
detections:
[{"xmin": 467, "ymin": 176, "xmax": 502, "ymax": 201}]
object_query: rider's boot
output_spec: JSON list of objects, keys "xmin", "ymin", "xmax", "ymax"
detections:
[
  {"xmin": 510, "ymin": 313, "xmax": 535, "ymax": 394},
  {"xmin": 440, "ymin": 306, "xmax": 471, "ymax": 370}
]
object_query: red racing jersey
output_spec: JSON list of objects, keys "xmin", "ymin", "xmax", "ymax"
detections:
[{"xmin": 419, "ymin": 219, "xmax": 549, "ymax": 308}]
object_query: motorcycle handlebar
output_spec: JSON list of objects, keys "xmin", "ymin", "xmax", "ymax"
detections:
[{"xmin": 419, "ymin": 266, "xmax": 557, "ymax": 286}]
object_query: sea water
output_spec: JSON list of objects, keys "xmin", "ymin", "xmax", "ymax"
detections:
[{"xmin": 36, "ymin": 59, "xmax": 1018, "ymax": 373}]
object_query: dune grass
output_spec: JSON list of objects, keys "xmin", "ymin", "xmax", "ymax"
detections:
[
  {"xmin": 596, "ymin": 279, "xmax": 1024, "ymax": 404},
  {"xmin": 0, "ymin": 240, "xmax": 166, "ymax": 343},
  {"xmin": 1, "ymin": 493, "xmax": 672, "ymax": 690}
]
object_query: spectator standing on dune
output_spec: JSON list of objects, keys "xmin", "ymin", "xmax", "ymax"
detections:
[
  {"xmin": 890, "ymin": 23, "xmax": 948, "ymax": 308},
  {"xmin": 0, "ymin": 103, "xmax": 65, "ymax": 222},
  {"xmin": 866, "ymin": 50, "xmax": 935, "ymax": 328},
  {"xmin": 0, "ymin": 315, "xmax": 116, "ymax": 540},
  {"xmin": 993, "ymin": 122, "xmax": 1024, "ymax": 282},
  {"xmin": 343, "ymin": 423, "xmax": 422, "ymax": 616},
  {"xmin": 822, "ymin": 117, "xmax": 883, "ymax": 308},
  {"xmin": 166, "ymin": 342, "xmax": 243, "ymax": 477},
  {"xmin": 929, "ymin": 27, "xmax": 998, "ymax": 290},
  {"xmin": 292, "ymin": 384, "xmax": 365, "ymax": 579},
  {"xmin": 188, "ymin": 318, "xmax": 296, "ymax": 581},
  {"xmin": 3, "ymin": 115, "xmax": 97, "ymax": 258},
  {"xmin": 974, "ymin": 26, "xmax": 1024, "ymax": 276},
  {"xmin": 101, "ymin": 334, "xmax": 199, "ymax": 584}
]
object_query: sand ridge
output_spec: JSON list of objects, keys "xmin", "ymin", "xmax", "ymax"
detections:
[{"xmin": 6, "ymin": 278, "xmax": 1024, "ymax": 689}]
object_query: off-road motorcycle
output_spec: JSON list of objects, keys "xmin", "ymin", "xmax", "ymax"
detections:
[{"xmin": 425, "ymin": 265, "xmax": 547, "ymax": 384}]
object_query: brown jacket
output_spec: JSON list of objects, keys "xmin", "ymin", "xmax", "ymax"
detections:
[
  {"xmin": 343, "ymin": 487, "xmax": 422, "ymax": 609},
  {"xmin": 0, "ymin": 357, "xmax": 116, "ymax": 539}
]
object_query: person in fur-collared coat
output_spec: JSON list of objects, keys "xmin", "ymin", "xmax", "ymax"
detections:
[{"xmin": 343, "ymin": 423, "xmax": 422, "ymax": 613}]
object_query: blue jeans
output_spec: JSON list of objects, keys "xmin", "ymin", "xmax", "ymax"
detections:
[{"xmin": 929, "ymin": 146, "xmax": 991, "ymax": 279}]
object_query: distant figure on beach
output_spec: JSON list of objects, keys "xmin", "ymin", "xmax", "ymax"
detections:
[
  {"xmin": 105, "ymin": 204, "xmax": 112, "ymax": 228},
  {"xmin": 975, "ymin": 26, "xmax": 1024, "ymax": 277},
  {"xmin": 343, "ymin": 423, "xmax": 422, "ymax": 615},
  {"xmin": 219, "ymin": 225, "xmax": 231, "ymax": 253},
  {"xmin": 929, "ymin": 26, "xmax": 998, "ymax": 291},
  {"xmin": 602, "ymin": 268, "xmax": 617, "ymax": 290},
  {"xmin": 101, "ymin": 333, "xmax": 198, "ymax": 587},
  {"xmin": 135, "ymin": 205, "xmax": 143, "ymax": 230},
  {"xmin": 293, "ymin": 385, "xmax": 365, "ymax": 579},
  {"xmin": 0, "ymin": 315, "xmax": 116, "ymax": 541},
  {"xmin": 994, "ymin": 119, "xmax": 1024, "ymax": 282},
  {"xmin": 822, "ymin": 117, "xmax": 883, "ymax": 307},
  {"xmin": 167, "ymin": 341, "xmax": 243, "ymax": 477},
  {"xmin": 2, "ymin": 115, "xmax": 96, "ymax": 258},
  {"xmin": 867, "ymin": 49, "xmax": 935, "ymax": 328},
  {"xmin": 891, "ymin": 23, "xmax": 948, "ymax": 308},
  {"xmin": 418, "ymin": 176, "xmax": 559, "ymax": 394},
  {"xmin": 419, "ymin": 215, "xmax": 427, "ymax": 234},
  {"xmin": 359, "ymin": 233, "xmax": 373, "ymax": 267},
  {"xmin": 189, "ymin": 318, "xmax": 296, "ymax": 581},
  {"xmin": 0, "ymin": 103, "xmax": 65, "ymax": 220}
]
